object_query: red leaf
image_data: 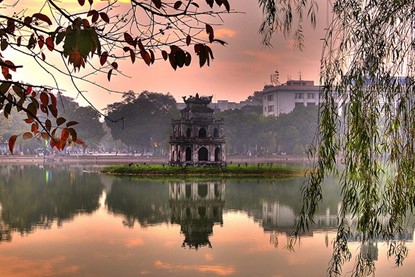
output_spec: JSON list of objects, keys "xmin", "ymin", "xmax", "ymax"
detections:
[
  {"xmin": 81, "ymin": 19, "xmax": 90, "ymax": 28},
  {"xmin": 8, "ymin": 135, "xmax": 17, "ymax": 154},
  {"xmin": 212, "ymin": 38, "xmax": 227, "ymax": 45},
  {"xmin": 40, "ymin": 91, "xmax": 48, "ymax": 106},
  {"xmin": 22, "ymin": 132, "xmax": 33, "ymax": 140},
  {"xmin": 107, "ymin": 69, "xmax": 113, "ymax": 81},
  {"xmin": 152, "ymin": 0, "xmax": 162, "ymax": 8},
  {"xmin": 61, "ymin": 128, "xmax": 70, "ymax": 141},
  {"xmin": 32, "ymin": 13, "xmax": 52, "ymax": 25},
  {"xmin": 149, "ymin": 49, "xmax": 155, "ymax": 64},
  {"xmin": 88, "ymin": 10, "xmax": 99, "ymax": 23},
  {"xmin": 137, "ymin": 39, "xmax": 145, "ymax": 52},
  {"xmin": 100, "ymin": 12, "xmax": 110, "ymax": 23},
  {"xmin": 45, "ymin": 37, "xmax": 54, "ymax": 51},
  {"xmin": 17, "ymin": 36, "xmax": 22, "ymax": 47},
  {"xmin": 24, "ymin": 118, "xmax": 34, "ymax": 123},
  {"xmin": 45, "ymin": 119, "xmax": 52, "ymax": 131},
  {"xmin": 26, "ymin": 86, "xmax": 33, "ymax": 95},
  {"xmin": 41, "ymin": 52, "xmax": 46, "ymax": 61},
  {"xmin": 186, "ymin": 35, "xmax": 191, "ymax": 46},
  {"xmin": 111, "ymin": 62, "xmax": 118, "ymax": 70},
  {"xmin": 66, "ymin": 121, "xmax": 79, "ymax": 127},
  {"xmin": 88, "ymin": 0, "xmax": 93, "ymax": 4},
  {"xmin": 56, "ymin": 117, "xmax": 66, "ymax": 126},
  {"xmin": 124, "ymin": 33, "xmax": 135, "ymax": 47},
  {"xmin": 206, "ymin": 24, "xmax": 214, "ymax": 42},
  {"xmin": 206, "ymin": 0, "xmax": 214, "ymax": 8},
  {"xmin": 161, "ymin": 50, "xmax": 168, "ymax": 61},
  {"xmin": 174, "ymin": 1, "xmax": 182, "ymax": 9},
  {"xmin": 49, "ymin": 104, "xmax": 58, "ymax": 118},
  {"xmin": 49, "ymin": 92, "xmax": 56, "ymax": 107},
  {"xmin": 31, "ymin": 122, "xmax": 39, "ymax": 134},
  {"xmin": 50, "ymin": 138, "xmax": 57, "ymax": 149},
  {"xmin": 130, "ymin": 49, "xmax": 136, "ymax": 64},
  {"xmin": 100, "ymin": 51, "xmax": 108, "ymax": 66},
  {"xmin": 222, "ymin": 0, "xmax": 230, "ymax": 12},
  {"xmin": 41, "ymin": 132, "xmax": 49, "ymax": 140},
  {"xmin": 38, "ymin": 36, "xmax": 45, "ymax": 49},
  {"xmin": 24, "ymin": 16, "xmax": 32, "ymax": 26},
  {"xmin": 191, "ymin": 2, "xmax": 200, "ymax": 8},
  {"xmin": 141, "ymin": 50, "xmax": 151, "ymax": 66},
  {"xmin": 78, "ymin": 0, "xmax": 85, "ymax": 6}
]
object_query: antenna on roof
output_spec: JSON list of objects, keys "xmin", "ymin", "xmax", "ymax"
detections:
[{"xmin": 270, "ymin": 69, "xmax": 280, "ymax": 86}]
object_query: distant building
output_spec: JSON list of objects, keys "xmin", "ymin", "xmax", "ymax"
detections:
[
  {"xmin": 169, "ymin": 94, "xmax": 226, "ymax": 166},
  {"xmin": 261, "ymin": 80, "xmax": 320, "ymax": 117},
  {"xmin": 176, "ymin": 99, "xmax": 260, "ymax": 112}
]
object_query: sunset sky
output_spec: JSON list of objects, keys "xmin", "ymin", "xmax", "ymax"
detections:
[{"xmin": 11, "ymin": 0, "xmax": 329, "ymax": 110}]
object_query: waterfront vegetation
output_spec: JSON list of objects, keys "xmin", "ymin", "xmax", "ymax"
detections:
[{"xmin": 102, "ymin": 163, "xmax": 305, "ymax": 178}]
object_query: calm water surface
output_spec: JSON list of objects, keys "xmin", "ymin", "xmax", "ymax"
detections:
[{"xmin": 0, "ymin": 164, "xmax": 414, "ymax": 277}]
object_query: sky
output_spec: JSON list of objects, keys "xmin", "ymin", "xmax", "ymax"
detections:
[{"xmin": 9, "ymin": 0, "xmax": 329, "ymax": 111}]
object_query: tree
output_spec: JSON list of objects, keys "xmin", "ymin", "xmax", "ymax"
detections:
[
  {"xmin": 218, "ymin": 105, "xmax": 275, "ymax": 155},
  {"xmin": 261, "ymin": 0, "xmax": 415, "ymax": 275},
  {"xmin": 0, "ymin": 0, "xmax": 232, "ymax": 153},
  {"xmin": 106, "ymin": 91, "xmax": 178, "ymax": 153}
]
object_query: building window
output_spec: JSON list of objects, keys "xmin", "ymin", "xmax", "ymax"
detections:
[
  {"xmin": 307, "ymin": 93, "xmax": 315, "ymax": 99},
  {"xmin": 295, "ymin": 93, "xmax": 304, "ymax": 99},
  {"xmin": 268, "ymin": 105, "xmax": 274, "ymax": 112},
  {"xmin": 267, "ymin": 94, "xmax": 273, "ymax": 101}
]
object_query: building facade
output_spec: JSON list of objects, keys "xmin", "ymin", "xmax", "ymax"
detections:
[
  {"xmin": 169, "ymin": 94, "xmax": 226, "ymax": 166},
  {"xmin": 261, "ymin": 80, "xmax": 320, "ymax": 117}
]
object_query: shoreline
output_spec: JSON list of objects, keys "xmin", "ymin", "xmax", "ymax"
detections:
[{"xmin": 0, "ymin": 154, "xmax": 311, "ymax": 165}]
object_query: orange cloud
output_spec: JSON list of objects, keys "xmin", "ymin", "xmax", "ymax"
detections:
[
  {"xmin": 215, "ymin": 28, "xmax": 237, "ymax": 38},
  {"xmin": 154, "ymin": 260, "xmax": 236, "ymax": 276},
  {"xmin": 0, "ymin": 255, "xmax": 79, "ymax": 277}
]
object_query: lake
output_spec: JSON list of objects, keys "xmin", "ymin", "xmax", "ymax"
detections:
[{"xmin": 0, "ymin": 164, "xmax": 414, "ymax": 276}]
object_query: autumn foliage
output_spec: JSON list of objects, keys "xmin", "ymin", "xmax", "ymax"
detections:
[{"xmin": 0, "ymin": 0, "xmax": 231, "ymax": 153}]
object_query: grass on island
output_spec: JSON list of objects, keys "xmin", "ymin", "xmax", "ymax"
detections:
[{"xmin": 102, "ymin": 163, "xmax": 305, "ymax": 178}]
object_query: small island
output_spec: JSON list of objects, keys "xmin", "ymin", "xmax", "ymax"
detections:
[{"xmin": 101, "ymin": 163, "xmax": 305, "ymax": 178}]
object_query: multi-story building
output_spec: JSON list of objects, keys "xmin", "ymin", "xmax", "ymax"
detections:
[{"xmin": 261, "ymin": 80, "xmax": 320, "ymax": 117}]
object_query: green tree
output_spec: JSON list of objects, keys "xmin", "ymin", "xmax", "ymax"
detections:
[
  {"xmin": 0, "ymin": 0, "xmax": 232, "ymax": 153},
  {"xmin": 260, "ymin": 0, "xmax": 415, "ymax": 275},
  {"xmin": 106, "ymin": 91, "xmax": 178, "ymax": 153},
  {"xmin": 218, "ymin": 105, "xmax": 275, "ymax": 155},
  {"xmin": 57, "ymin": 96, "xmax": 105, "ymax": 151}
]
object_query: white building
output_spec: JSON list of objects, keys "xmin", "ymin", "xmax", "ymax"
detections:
[{"xmin": 261, "ymin": 80, "xmax": 320, "ymax": 117}]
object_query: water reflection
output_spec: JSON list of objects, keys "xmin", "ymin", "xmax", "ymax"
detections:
[
  {"xmin": 0, "ymin": 165, "xmax": 103, "ymax": 243},
  {"xmin": 169, "ymin": 181, "xmax": 225, "ymax": 249},
  {"xmin": 1, "ymin": 165, "xmax": 415, "ymax": 276}
]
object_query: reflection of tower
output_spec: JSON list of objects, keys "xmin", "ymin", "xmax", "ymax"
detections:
[{"xmin": 169, "ymin": 181, "xmax": 225, "ymax": 249}]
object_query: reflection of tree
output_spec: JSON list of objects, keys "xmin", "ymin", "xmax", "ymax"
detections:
[
  {"xmin": 169, "ymin": 181, "xmax": 225, "ymax": 249},
  {"xmin": 105, "ymin": 178, "xmax": 170, "ymax": 228},
  {"xmin": 0, "ymin": 165, "xmax": 103, "ymax": 242}
]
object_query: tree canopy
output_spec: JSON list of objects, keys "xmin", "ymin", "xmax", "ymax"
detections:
[
  {"xmin": 106, "ymin": 90, "xmax": 178, "ymax": 152},
  {"xmin": 0, "ymin": 0, "xmax": 232, "ymax": 153},
  {"xmin": 261, "ymin": 0, "xmax": 415, "ymax": 275}
]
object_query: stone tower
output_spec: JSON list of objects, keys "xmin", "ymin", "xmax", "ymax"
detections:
[{"xmin": 169, "ymin": 94, "xmax": 226, "ymax": 166}]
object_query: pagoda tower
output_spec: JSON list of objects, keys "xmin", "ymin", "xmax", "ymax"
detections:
[{"xmin": 169, "ymin": 94, "xmax": 226, "ymax": 166}]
